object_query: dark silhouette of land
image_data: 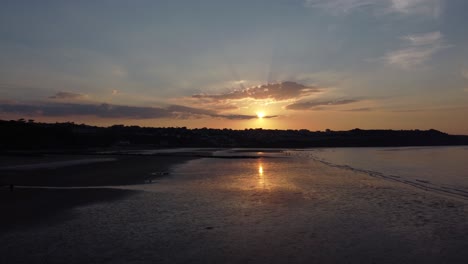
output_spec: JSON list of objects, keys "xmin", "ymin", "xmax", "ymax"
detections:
[{"xmin": 1, "ymin": 119, "xmax": 468, "ymax": 151}]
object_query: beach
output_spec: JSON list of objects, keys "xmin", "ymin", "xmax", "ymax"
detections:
[{"xmin": 1, "ymin": 150, "xmax": 468, "ymax": 263}]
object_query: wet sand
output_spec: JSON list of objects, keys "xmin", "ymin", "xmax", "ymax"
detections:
[
  {"xmin": 0, "ymin": 188, "xmax": 137, "ymax": 233},
  {"xmin": 1, "ymin": 154, "xmax": 468, "ymax": 263},
  {"xmin": 0, "ymin": 154, "xmax": 194, "ymax": 237},
  {"xmin": 0, "ymin": 154, "xmax": 195, "ymax": 186}
]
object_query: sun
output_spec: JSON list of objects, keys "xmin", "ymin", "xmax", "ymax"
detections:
[{"xmin": 256, "ymin": 112, "xmax": 265, "ymax": 119}]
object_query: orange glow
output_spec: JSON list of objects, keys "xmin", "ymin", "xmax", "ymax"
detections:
[
  {"xmin": 258, "ymin": 162, "xmax": 269, "ymax": 190},
  {"xmin": 256, "ymin": 112, "xmax": 265, "ymax": 119}
]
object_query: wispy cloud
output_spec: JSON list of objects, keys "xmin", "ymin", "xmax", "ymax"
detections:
[
  {"xmin": 193, "ymin": 81, "xmax": 321, "ymax": 102},
  {"xmin": 383, "ymin": 31, "xmax": 448, "ymax": 69},
  {"xmin": 49, "ymin": 91, "xmax": 88, "ymax": 100},
  {"xmin": 390, "ymin": 0, "xmax": 442, "ymax": 18},
  {"xmin": 342, "ymin": 107, "xmax": 373, "ymax": 112},
  {"xmin": 305, "ymin": 0, "xmax": 442, "ymax": 17},
  {"xmin": 304, "ymin": 0, "xmax": 375, "ymax": 14},
  {"xmin": 402, "ymin": 31, "xmax": 442, "ymax": 46},
  {"xmin": 285, "ymin": 99, "xmax": 359, "ymax": 110},
  {"xmin": 384, "ymin": 46, "xmax": 441, "ymax": 69},
  {"xmin": 389, "ymin": 105, "xmax": 468, "ymax": 112},
  {"xmin": 0, "ymin": 102, "xmax": 276, "ymax": 121}
]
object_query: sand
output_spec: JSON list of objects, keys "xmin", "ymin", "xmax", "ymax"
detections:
[
  {"xmin": 1, "ymin": 153, "xmax": 468, "ymax": 263},
  {"xmin": 0, "ymin": 154, "xmax": 195, "ymax": 186}
]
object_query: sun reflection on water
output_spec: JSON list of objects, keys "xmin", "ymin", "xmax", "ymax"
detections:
[{"xmin": 258, "ymin": 162, "xmax": 269, "ymax": 190}]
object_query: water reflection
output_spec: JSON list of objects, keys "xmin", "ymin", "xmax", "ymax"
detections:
[{"xmin": 257, "ymin": 162, "xmax": 269, "ymax": 190}]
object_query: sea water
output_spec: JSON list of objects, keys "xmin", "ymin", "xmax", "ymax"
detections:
[
  {"xmin": 123, "ymin": 147, "xmax": 468, "ymax": 199},
  {"xmin": 290, "ymin": 146, "xmax": 468, "ymax": 198}
]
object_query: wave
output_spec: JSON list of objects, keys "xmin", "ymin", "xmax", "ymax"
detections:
[{"xmin": 289, "ymin": 150, "xmax": 468, "ymax": 200}]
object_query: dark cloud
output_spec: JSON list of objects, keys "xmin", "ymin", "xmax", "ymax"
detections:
[
  {"xmin": 342, "ymin": 107, "xmax": 372, "ymax": 112},
  {"xmin": 0, "ymin": 102, "xmax": 278, "ymax": 120},
  {"xmin": 0, "ymin": 103, "xmax": 170, "ymax": 119},
  {"xmin": 193, "ymin": 81, "xmax": 320, "ymax": 101},
  {"xmin": 166, "ymin": 104, "xmax": 216, "ymax": 116},
  {"xmin": 286, "ymin": 99, "xmax": 358, "ymax": 110},
  {"xmin": 49, "ymin": 92, "xmax": 87, "ymax": 100}
]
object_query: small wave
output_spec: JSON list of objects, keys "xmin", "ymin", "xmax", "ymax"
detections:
[{"xmin": 299, "ymin": 152, "xmax": 468, "ymax": 200}]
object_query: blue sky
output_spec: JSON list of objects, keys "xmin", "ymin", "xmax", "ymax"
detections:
[{"xmin": 1, "ymin": 0, "xmax": 468, "ymax": 133}]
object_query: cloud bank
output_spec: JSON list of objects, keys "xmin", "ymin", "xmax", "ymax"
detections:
[
  {"xmin": 0, "ymin": 102, "xmax": 276, "ymax": 120},
  {"xmin": 193, "ymin": 81, "xmax": 321, "ymax": 102}
]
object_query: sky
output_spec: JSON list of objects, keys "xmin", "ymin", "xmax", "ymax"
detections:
[{"xmin": 1, "ymin": 0, "xmax": 468, "ymax": 134}]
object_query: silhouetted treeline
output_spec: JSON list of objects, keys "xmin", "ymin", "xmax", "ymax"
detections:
[{"xmin": 1, "ymin": 119, "xmax": 468, "ymax": 150}]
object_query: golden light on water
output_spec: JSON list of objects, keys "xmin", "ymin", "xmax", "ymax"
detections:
[{"xmin": 258, "ymin": 162, "xmax": 269, "ymax": 190}]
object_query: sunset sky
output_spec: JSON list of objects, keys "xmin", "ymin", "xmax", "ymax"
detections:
[{"xmin": 1, "ymin": 0, "xmax": 468, "ymax": 134}]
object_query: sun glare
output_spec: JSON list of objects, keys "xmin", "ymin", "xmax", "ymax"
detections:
[{"xmin": 256, "ymin": 112, "xmax": 265, "ymax": 119}]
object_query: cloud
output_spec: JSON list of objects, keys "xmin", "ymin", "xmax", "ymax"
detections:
[
  {"xmin": 49, "ymin": 91, "xmax": 88, "ymax": 100},
  {"xmin": 402, "ymin": 31, "xmax": 442, "ymax": 46},
  {"xmin": 383, "ymin": 31, "xmax": 447, "ymax": 69},
  {"xmin": 0, "ymin": 103, "xmax": 170, "ymax": 119},
  {"xmin": 0, "ymin": 102, "xmax": 276, "ymax": 121},
  {"xmin": 342, "ymin": 107, "xmax": 373, "ymax": 112},
  {"xmin": 390, "ymin": 0, "xmax": 442, "ymax": 18},
  {"xmin": 166, "ymin": 104, "xmax": 217, "ymax": 116},
  {"xmin": 165, "ymin": 105, "xmax": 271, "ymax": 120},
  {"xmin": 285, "ymin": 99, "xmax": 358, "ymax": 110},
  {"xmin": 384, "ymin": 46, "xmax": 441, "ymax": 69},
  {"xmin": 304, "ymin": 0, "xmax": 375, "ymax": 14},
  {"xmin": 193, "ymin": 81, "xmax": 321, "ymax": 102},
  {"xmin": 305, "ymin": 0, "xmax": 442, "ymax": 17}
]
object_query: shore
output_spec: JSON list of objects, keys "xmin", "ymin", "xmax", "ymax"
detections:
[
  {"xmin": 0, "ymin": 154, "xmax": 194, "ymax": 234},
  {"xmin": 0, "ymin": 154, "xmax": 196, "ymax": 186},
  {"xmin": 1, "ymin": 153, "xmax": 468, "ymax": 263}
]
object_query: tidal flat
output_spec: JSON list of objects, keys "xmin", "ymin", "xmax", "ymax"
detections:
[{"xmin": 1, "ymin": 149, "xmax": 468, "ymax": 263}]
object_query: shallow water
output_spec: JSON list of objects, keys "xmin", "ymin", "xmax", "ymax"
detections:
[
  {"xmin": 291, "ymin": 146, "xmax": 468, "ymax": 198},
  {"xmin": 115, "ymin": 146, "xmax": 468, "ymax": 199}
]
